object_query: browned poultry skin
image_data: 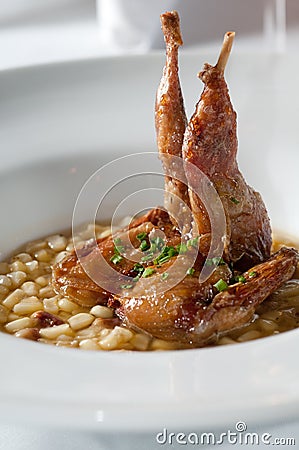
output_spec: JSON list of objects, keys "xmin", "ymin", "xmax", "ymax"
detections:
[
  {"xmin": 155, "ymin": 11, "xmax": 191, "ymax": 230},
  {"xmin": 117, "ymin": 247, "xmax": 298, "ymax": 345},
  {"xmin": 52, "ymin": 15, "xmax": 295, "ymax": 349},
  {"xmin": 182, "ymin": 33, "xmax": 272, "ymax": 270},
  {"xmin": 52, "ymin": 247, "xmax": 109, "ymax": 308},
  {"xmin": 52, "ymin": 208, "xmax": 180, "ymax": 307}
]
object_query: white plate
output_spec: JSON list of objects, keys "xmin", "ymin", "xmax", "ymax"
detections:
[{"xmin": 0, "ymin": 53, "xmax": 298, "ymax": 433}]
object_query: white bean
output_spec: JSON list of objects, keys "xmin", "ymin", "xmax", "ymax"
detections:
[
  {"xmin": 39, "ymin": 324, "xmax": 72, "ymax": 339},
  {"xmin": 79, "ymin": 339, "xmax": 100, "ymax": 350},
  {"xmin": 90, "ymin": 305, "xmax": 114, "ymax": 319},
  {"xmin": 8, "ymin": 271, "xmax": 27, "ymax": 288},
  {"xmin": 47, "ymin": 235, "xmax": 67, "ymax": 252},
  {"xmin": 2, "ymin": 289, "xmax": 25, "ymax": 309},
  {"xmin": 13, "ymin": 297, "xmax": 43, "ymax": 315},
  {"xmin": 21, "ymin": 281, "xmax": 39, "ymax": 296},
  {"xmin": 68, "ymin": 313, "xmax": 94, "ymax": 331},
  {"xmin": 5, "ymin": 317, "xmax": 33, "ymax": 333}
]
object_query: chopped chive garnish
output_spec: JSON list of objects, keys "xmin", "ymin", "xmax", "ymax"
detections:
[
  {"xmin": 154, "ymin": 256, "xmax": 171, "ymax": 265},
  {"xmin": 137, "ymin": 232, "xmax": 147, "ymax": 241},
  {"xmin": 133, "ymin": 263, "xmax": 144, "ymax": 273},
  {"xmin": 230, "ymin": 197, "xmax": 240, "ymax": 205},
  {"xmin": 235, "ymin": 275, "xmax": 246, "ymax": 283},
  {"xmin": 120, "ymin": 284, "xmax": 133, "ymax": 289},
  {"xmin": 132, "ymin": 263, "xmax": 144, "ymax": 281},
  {"xmin": 113, "ymin": 238, "xmax": 125, "ymax": 253},
  {"xmin": 206, "ymin": 257, "xmax": 226, "ymax": 267},
  {"xmin": 115, "ymin": 245, "xmax": 125, "ymax": 254},
  {"xmin": 150, "ymin": 236, "xmax": 164, "ymax": 249},
  {"xmin": 141, "ymin": 252, "xmax": 154, "ymax": 262},
  {"xmin": 153, "ymin": 245, "xmax": 179, "ymax": 266},
  {"xmin": 249, "ymin": 271, "xmax": 257, "ymax": 278},
  {"xmin": 140, "ymin": 240, "xmax": 150, "ymax": 252},
  {"xmin": 167, "ymin": 246, "xmax": 178, "ymax": 257},
  {"xmin": 110, "ymin": 254, "xmax": 123, "ymax": 265},
  {"xmin": 187, "ymin": 236, "xmax": 200, "ymax": 248},
  {"xmin": 213, "ymin": 279, "xmax": 228, "ymax": 292},
  {"xmin": 177, "ymin": 243, "xmax": 188, "ymax": 254},
  {"xmin": 150, "ymin": 243, "xmax": 157, "ymax": 253},
  {"xmin": 113, "ymin": 238, "xmax": 125, "ymax": 255},
  {"xmin": 161, "ymin": 272, "xmax": 169, "ymax": 280},
  {"xmin": 186, "ymin": 267, "xmax": 195, "ymax": 276},
  {"xmin": 142, "ymin": 267, "xmax": 156, "ymax": 278}
]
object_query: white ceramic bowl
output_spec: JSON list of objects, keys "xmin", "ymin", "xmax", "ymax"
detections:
[{"xmin": 0, "ymin": 53, "xmax": 298, "ymax": 435}]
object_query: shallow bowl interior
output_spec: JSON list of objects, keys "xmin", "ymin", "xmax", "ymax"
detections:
[{"xmin": 0, "ymin": 53, "xmax": 298, "ymax": 431}]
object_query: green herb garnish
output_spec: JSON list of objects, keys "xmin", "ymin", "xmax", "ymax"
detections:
[
  {"xmin": 186, "ymin": 267, "xmax": 195, "ymax": 276},
  {"xmin": 132, "ymin": 263, "xmax": 144, "ymax": 281},
  {"xmin": 150, "ymin": 236, "xmax": 164, "ymax": 250},
  {"xmin": 176, "ymin": 243, "xmax": 188, "ymax": 254},
  {"xmin": 133, "ymin": 263, "xmax": 144, "ymax": 273},
  {"xmin": 235, "ymin": 275, "xmax": 246, "ymax": 283},
  {"xmin": 113, "ymin": 238, "xmax": 125, "ymax": 254},
  {"xmin": 120, "ymin": 284, "xmax": 133, "ymax": 289},
  {"xmin": 161, "ymin": 272, "xmax": 169, "ymax": 280},
  {"xmin": 187, "ymin": 236, "xmax": 200, "ymax": 248},
  {"xmin": 141, "ymin": 252, "xmax": 154, "ymax": 262},
  {"xmin": 154, "ymin": 256, "xmax": 170, "ymax": 265},
  {"xmin": 153, "ymin": 245, "xmax": 178, "ymax": 266},
  {"xmin": 230, "ymin": 197, "xmax": 240, "ymax": 205},
  {"xmin": 167, "ymin": 246, "xmax": 178, "ymax": 257},
  {"xmin": 206, "ymin": 257, "xmax": 226, "ymax": 267},
  {"xmin": 140, "ymin": 240, "xmax": 150, "ymax": 252},
  {"xmin": 142, "ymin": 267, "xmax": 156, "ymax": 278},
  {"xmin": 136, "ymin": 232, "xmax": 148, "ymax": 241},
  {"xmin": 249, "ymin": 271, "xmax": 257, "ymax": 278},
  {"xmin": 110, "ymin": 254, "xmax": 123, "ymax": 265},
  {"xmin": 213, "ymin": 279, "xmax": 228, "ymax": 292}
]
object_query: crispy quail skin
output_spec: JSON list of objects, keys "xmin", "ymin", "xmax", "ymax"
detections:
[
  {"xmin": 155, "ymin": 11, "xmax": 191, "ymax": 230},
  {"xmin": 116, "ymin": 248, "xmax": 298, "ymax": 345},
  {"xmin": 52, "ymin": 11, "xmax": 298, "ymax": 348},
  {"xmin": 182, "ymin": 33, "xmax": 272, "ymax": 270}
]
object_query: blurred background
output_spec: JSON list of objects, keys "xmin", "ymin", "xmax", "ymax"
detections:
[{"xmin": 0, "ymin": 0, "xmax": 298, "ymax": 70}]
